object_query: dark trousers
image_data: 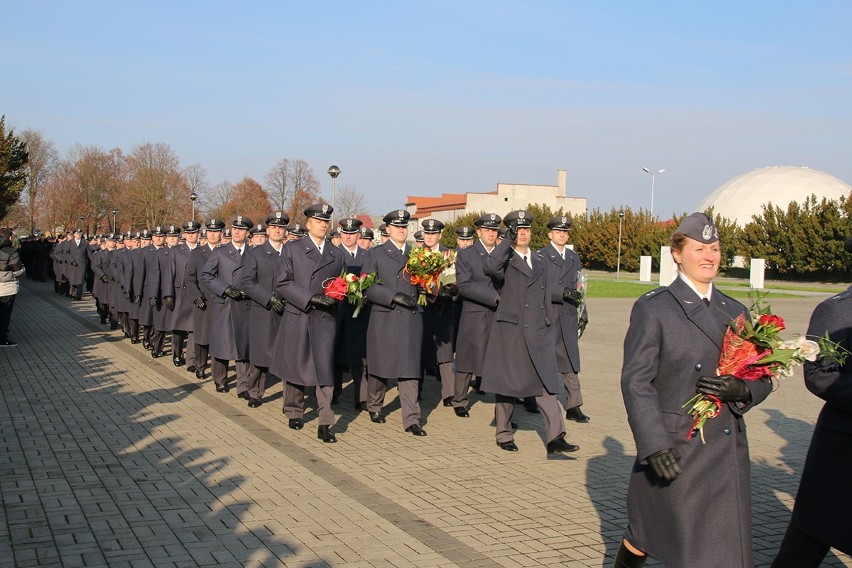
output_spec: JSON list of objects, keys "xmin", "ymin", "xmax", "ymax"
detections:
[
  {"xmin": 172, "ymin": 330, "xmax": 187, "ymax": 361},
  {"xmin": 0, "ymin": 294, "xmax": 15, "ymax": 341},
  {"xmin": 771, "ymin": 521, "xmax": 830, "ymax": 568},
  {"xmin": 195, "ymin": 343, "xmax": 209, "ymax": 372}
]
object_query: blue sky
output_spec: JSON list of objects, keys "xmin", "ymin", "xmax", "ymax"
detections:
[{"xmin": 3, "ymin": 1, "xmax": 851, "ymax": 217}]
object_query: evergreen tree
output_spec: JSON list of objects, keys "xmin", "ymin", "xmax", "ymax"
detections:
[{"xmin": 0, "ymin": 116, "xmax": 29, "ymax": 221}]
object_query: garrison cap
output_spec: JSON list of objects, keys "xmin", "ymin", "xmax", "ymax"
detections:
[
  {"xmin": 205, "ymin": 218, "xmax": 225, "ymax": 231},
  {"xmin": 359, "ymin": 227, "xmax": 374, "ymax": 239},
  {"xmin": 266, "ymin": 211, "xmax": 290, "ymax": 227},
  {"xmin": 250, "ymin": 223, "xmax": 266, "ymax": 235},
  {"xmin": 382, "ymin": 209, "xmax": 410, "ymax": 227},
  {"xmin": 547, "ymin": 215, "xmax": 573, "ymax": 230},
  {"xmin": 339, "ymin": 217, "xmax": 363, "ymax": 233},
  {"xmin": 231, "ymin": 215, "xmax": 254, "ymax": 230},
  {"xmin": 503, "ymin": 210, "xmax": 533, "ymax": 228},
  {"xmin": 305, "ymin": 203, "xmax": 333, "ymax": 221},
  {"xmin": 456, "ymin": 225, "xmax": 475, "ymax": 240},
  {"xmin": 151, "ymin": 225, "xmax": 167, "ymax": 236},
  {"xmin": 183, "ymin": 221, "xmax": 202, "ymax": 233},
  {"xmin": 413, "ymin": 230, "xmax": 424, "ymax": 242},
  {"xmin": 421, "ymin": 218, "xmax": 445, "ymax": 234},
  {"xmin": 166, "ymin": 224, "xmax": 182, "ymax": 236},
  {"xmin": 474, "ymin": 213, "xmax": 502, "ymax": 229},
  {"xmin": 675, "ymin": 212, "xmax": 718, "ymax": 244}
]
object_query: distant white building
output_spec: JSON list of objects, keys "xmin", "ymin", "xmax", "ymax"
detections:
[{"xmin": 405, "ymin": 169, "xmax": 587, "ymax": 231}]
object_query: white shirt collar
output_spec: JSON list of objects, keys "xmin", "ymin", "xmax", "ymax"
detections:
[{"xmin": 678, "ymin": 273, "xmax": 713, "ymax": 302}]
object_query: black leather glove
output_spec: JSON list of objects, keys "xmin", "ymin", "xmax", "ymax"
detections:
[
  {"xmin": 149, "ymin": 296, "xmax": 158, "ymax": 307},
  {"xmin": 578, "ymin": 318, "xmax": 588, "ymax": 338},
  {"xmin": 193, "ymin": 297, "xmax": 207, "ymax": 310},
  {"xmin": 563, "ymin": 287, "xmax": 583, "ymax": 302},
  {"xmin": 309, "ymin": 293, "xmax": 338, "ymax": 311},
  {"xmin": 646, "ymin": 448, "xmax": 682, "ymax": 482},
  {"xmin": 268, "ymin": 295, "xmax": 286, "ymax": 314},
  {"xmin": 223, "ymin": 285, "xmax": 242, "ymax": 300},
  {"xmin": 392, "ymin": 292, "xmax": 418, "ymax": 309},
  {"xmin": 100, "ymin": 275, "xmax": 109, "ymax": 283},
  {"xmin": 164, "ymin": 296, "xmax": 175, "ymax": 311},
  {"xmin": 505, "ymin": 222, "xmax": 518, "ymax": 243},
  {"xmin": 695, "ymin": 375, "xmax": 751, "ymax": 403},
  {"xmin": 438, "ymin": 283, "xmax": 459, "ymax": 299}
]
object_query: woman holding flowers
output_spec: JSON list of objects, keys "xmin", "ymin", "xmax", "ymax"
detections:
[{"xmin": 616, "ymin": 212, "xmax": 772, "ymax": 568}]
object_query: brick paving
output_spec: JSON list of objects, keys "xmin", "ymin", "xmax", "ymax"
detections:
[{"xmin": 1, "ymin": 279, "xmax": 850, "ymax": 567}]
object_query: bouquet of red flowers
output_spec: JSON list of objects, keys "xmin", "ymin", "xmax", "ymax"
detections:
[
  {"xmin": 323, "ymin": 271, "xmax": 380, "ymax": 317},
  {"xmin": 404, "ymin": 247, "xmax": 456, "ymax": 306},
  {"xmin": 683, "ymin": 293, "xmax": 820, "ymax": 443}
]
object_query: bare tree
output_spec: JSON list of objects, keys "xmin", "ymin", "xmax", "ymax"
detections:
[
  {"xmin": 183, "ymin": 164, "xmax": 208, "ymax": 221},
  {"xmin": 205, "ymin": 180, "xmax": 234, "ymax": 219},
  {"xmin": 335, "ymin": 183, "xmax": 366, "ymax": 219},
  {"xmin": 263, "ymin": 158, "xmax": 321, "ymax": 222},
  {"xmin": 125, "ymin": 142, "xmax": 186, "ymax": 229},
  {"xmin": 264, "ymin": 158, "xmax": 292, "ymax": 211},
  {"xmin": 67, "ymin": 144, "xmax": 127, "ymax": 234},
  {"xmin": 20, "ymin": 130, "xmax": 58, "ymax": 233}
]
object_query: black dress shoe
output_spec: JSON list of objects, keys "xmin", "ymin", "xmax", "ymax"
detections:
[
  {"xmin": 442, "ymin": 397, "xmax": 453, "ymax": 407},
  {"xmin": 173, "ymin": 358, "xmax": 184, "ymax": 367},
  {"xmin": 497, "ymin": 441, "xmax": 519, "ymax": 452},
  {"xmin": 248, "ymin": 398, "xmax": 261, "ymax": 408},
  {"xmin": 237, "ymin": 391, "xmax": 249, "ymax": 400},
  {"xmin": 405, "ymin": 424, "xmax": 427, "ymax": 436},
  {"xmin": 566, "ymin": 407, "xmax": 590, "ymax": 423},
  {"xmin": 454, "ymin": 407, "xmax": 470, "ymax": 418},
  {"xmin": 546, "ymin": 437, "xmax": 580, "ymax": 454},
  {"xmin": 369, "ymin": 411, "xmax": 386, "ymax": 424},
  {"xmin": 511, "ymin": 421, "xmax": 519, "ymax": 429},
  {"xmin": 215, "ymin": 384, "xmax": 229, "ymax": 393},
  {"xmin": 317, "ymin": 425, "xmax": 337, "ymax": 443},
  {"xmin": 151, "ymin": 350, "xmax": 162, "ymax": 358},
  {"xmin": 355, "ymin": 401, "xmax": 367, "ymax": 412},
  {"xmin": 195, "ymin": 370, "xmax": 205, "ymax": 380},
  {"xmin": 186, "ymin": 365, "xmax": 196, "ymax": 373},
  {"xmin": 130, "ymin": 338, "xmax": 139, "ymax": 344},
  {"xmin": 523, "ymin": 400, "xmax": 540, "ymax": 414},
  {"xmin": 288, "ymin": 418, "xmax": 304, "ymax": 430}
]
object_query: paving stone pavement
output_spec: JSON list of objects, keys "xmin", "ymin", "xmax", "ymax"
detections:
[{"xmin": 1, "ymin": 280, "xmax": 850, "ymax": 567}]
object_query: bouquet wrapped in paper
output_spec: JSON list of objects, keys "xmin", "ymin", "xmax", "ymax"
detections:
[
  {"xmin": 404, "ymin": 248, "xmax": 456, "ymax": 305},
  {"xmin": 323, "ymin": 271, "xmax": 380, "ymax": 318}
]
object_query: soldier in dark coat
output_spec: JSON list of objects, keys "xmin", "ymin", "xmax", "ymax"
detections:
[
  {"xmin": 136, "ymin": 230, "xmax": 159, "ymax": 349},
  {"xmin": 616, "ymin": 213, "xmax": 772, "ymax": 568},
  {"xmin": 481, "ymin": 210, "xmax": 576, "ymax": 455},
  {"xmin": 539, "ymin": 215, "xmax": 591, "ymax": 423},
  {"xmin": 186, "ymin": 219, "xmax": 224, "ymax": 380},
  {"xmin": 168, "ymin": 222, "xmax": 201, "ymax": 368},
  {"xmin": 144, "ymin": 226, "xmax": 174, "ymax": 358},
  {"xmin": 91, "ymin": 237, "xmax": 113, "ymax": 324},
  {"xmin": 269, "ymin": 204, "xmax": 344, "ymax": 443},
  {"xmin": 334, "ymin": 217, "xmax": 371, "ymax": 410},
  {"xmin": 362, "ymin": 209, "xmax": 427, "ymax": 436},
  {"xmin": 772, "ymin": 240, "xmax": 852, "ymax": 567},
  {"xmin": 240, "ymin": 212, "xmax": 289, "ymax": 408},
  {"xmin": 454, "ymin": 214, "xmax": 501, "ymax": 410},
  {"xmin": 200, "ymin": 216, "xmax": 253, "ymax": 395},
  {"xmin": 357, "ymin": 226, "xmax": 374, "ymax": 250},
  {"xmin": 418, "ymin": 218, "xmax": 461, "ymax": 413},
  {"xmin": 125, "ymin": 231, "xmax": 144, "ymax": 343},
  {"xmin": 110, "ymin": 234, "xmax": 130, "ymax": 335},
  {"xmin": 67, "ymin": 228, "xmax": 89, "ymax": 300}
]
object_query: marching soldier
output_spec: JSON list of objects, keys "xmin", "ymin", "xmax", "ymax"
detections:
[
  {"xmin": 334, "ymin": 216, "xmax": 370, "ymax": 410},
  {"xmin": 126, "ymin": 230, "xmax": 146, "ymax": 344},
  {"xmin": 481, "ymin": 210, "xmax": 578, "ymax": 455},
  {"xmin": 249, "ymin": 223, "xmax": 267, "ymax": 247},
  {"xmin": 185, "ymin": 219, "xmax": 224, "ymax": 379},
  {"xmin": 168, "ymin": 221, "xmax": 201, "ymax": 368},
  {"xmin": 200, "ymin": 216, "xmax": 253, "ymax": 396},
  {"xmin": 110, "ymin": 234, "xmax": 130, "ymax": 335},
  {"xmin": 91, "ymin": 236, "xmax": 114, "ymax": 325},
  {"xmin": 377, "ymin": 223, "xmax": 390, "ymax": 245},
  {"xmin": 456, "ymin": 225, "xmax": 475, "ymax": 249},
  {"xmin": 362, "ymin": 209, "xmax": 427, "ymax": 436},
  {"xmin": 270, "ymin": 204, "xmax": 344, "ymax": 443},
  {"xmin": 357, "ymin": 227, "xmax": 374, "ymax": 249},
  {"xmin": 142, "ymin": 225, "xmax": 171, "ymax": 357},
  {"xmin": 540, "ymin": 215, "xmax": 591, "ymax": 423},
  {"xmin": 67, "ymin": 228, "xmax": 89, "ymax": 300},
  {"xmin": 240, "ymin": 212, "xmax": 289, "ymax": 408}
]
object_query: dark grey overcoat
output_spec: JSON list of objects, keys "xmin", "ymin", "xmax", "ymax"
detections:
[
  {"xmin": 185, "ymin": 245, "xmax": 214, "ymax": 344},
  {"xmin": 269, "ymin": 239, "xmax": 344, "ymax": 386},
  {"xmin": 66, "ymin": 239, "xmax": 88, "ymax": 286},
  {"xmin": 454, "ymin": 240, "xmax": 499, "ymax": 376},
  {"xmin": 127, "ymin": 248, "xmax": 145, "ymax": 320},
  {"xmin": 539, "ymin": 243, "xmax": 586, "ymax": 374},
  {"xmin": 240, "ymin": 241, "xmax": 284, "ymax": 369},
  {"xmin": 362, "ymin": 241, "xmax": 423, "ymax": 379},
  {"xmin": 200, "ymin": 243, "xmax": 251, "ymax": 361},
  {"xmin": 138, "ymin": 245, "xmax": 160, "ymax": 327},
  {"xmin": 91, "ymin": 249, "xmax": 109, "ymax": 303},
  {"xmin": 789, "ymin": 288, "xmax": 852, "ymax": 555},
  {"xmin": 620, "ymin": 277, "xmax": 772, "ymax": 568},
  {"xmin": 151, "ymin": 246, "xmax": 174, "ymax": 331},
  {"xmin": 167, "ymin": 244, "xmax": 194, "ymax": 332},
  {"xmin": 111, "ymin": 248, "xmax": 131, "ymax": 313},
  {"xmin": 335, "ymin": 244, "xmax": 371, "ymax": 367}
]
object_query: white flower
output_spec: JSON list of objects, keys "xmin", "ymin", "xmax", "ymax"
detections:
[
  {"xmin": 776, "ymin": 365, "xmax": 795, "ymax": 378},
  {"xmin": 798, "ymin": 339, "xmax": 821, "ymax": 362}
]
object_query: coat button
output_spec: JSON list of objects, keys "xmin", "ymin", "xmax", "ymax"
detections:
[
  {"xmin": 723, "ymin": 428, "xmax": 731, "ymax": 435},
  {"xmin": 694, "ymin": 363, "xmax": 702, "ymax": 371}
]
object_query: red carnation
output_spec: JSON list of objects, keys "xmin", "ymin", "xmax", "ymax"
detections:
[
  {"xmin": 758, "ymin": 313, "xmax": 785, "ymax": 331},
  {"xmin": 324, "ymin": 277, "xmax": 348, "ymax": 301}
]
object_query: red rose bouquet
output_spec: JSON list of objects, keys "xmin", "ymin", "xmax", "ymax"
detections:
[
  {"xmin": 323, "ymin": 271, "xmax": 380, "ymax": 317},
  {"xmin": 404, "ymin": 247, "xmax": 456, "ymax": 306}
]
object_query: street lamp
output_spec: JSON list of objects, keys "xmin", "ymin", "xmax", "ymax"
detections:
[
  {"xmin": 327, "ymin": 165, "xmax": 341, "ymax": 225},
  {"xmin": 616, "ymin": 210, "xmax": 625, "ymax": 279},
  {"xmin": 642, "ymin": 167, "xmax": 666, "ymax": 218},
  {"xmin": 112, "ymin": 209, "xmax": 117, "ymax": 234},
  {"xmin": 190, "ymin": 191, "xmax": 198, "ymax": 222},
  {"xmin": 79, "ymin": 215, "xmax": 85, "ymax": 236}
]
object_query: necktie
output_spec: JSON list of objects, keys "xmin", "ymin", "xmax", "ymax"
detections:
[{"xmin": 703, "ymin": 298, "xmax": 710, "ymax": 307}]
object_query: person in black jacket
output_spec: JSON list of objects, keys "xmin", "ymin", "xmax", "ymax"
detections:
[{"xmin": 0, "ymin": 228, "xmax": 25, "ymax": 346}]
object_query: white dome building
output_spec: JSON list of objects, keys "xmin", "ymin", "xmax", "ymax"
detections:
[{"xmin": 696, "ymin": 166, "xmax": 852, "ymax": 226}]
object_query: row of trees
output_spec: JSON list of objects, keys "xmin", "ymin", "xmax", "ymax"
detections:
[
  {"xmin": 438, "ymin": 195, "xmax": 852, "ymax": 281},
  {"xmin": 0, "ymin": 117, "xmax": 366, "ymax": 235}
]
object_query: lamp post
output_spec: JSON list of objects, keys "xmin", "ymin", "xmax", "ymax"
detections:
[
  {"xmin": 80, "ymin": 215, "xmax": 85, "ymax": 236},
  {"xmin": 327, "ymin": 165, "xmax": 341, "ymax": 225},
  {"xmin": 616, "ymin": 210, "xmax": 625, "ymax": 279},
  {"xmin": 642, "ymin": 167, "xmax": 666, "ymax": 218},
  {"xmin": 190, "ymin": 191, "xmax": 198, "ymax": 222}
]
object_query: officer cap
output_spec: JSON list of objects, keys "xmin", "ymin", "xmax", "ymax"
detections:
[
  {"xmin": 474, "ymin": 213, "xmax": 502, "ymax": 229},
  {"xmin": 547, "ymin": 215, "xmax": 573, "ymax": 230},
  {"xmin": 249, "ymin": 223, "xmax": 266, "ymax": 235},
  {"xmin": 287, "ymin": 224, "xmax": 307, "ymax": 238},
  {"xmin": 413, "ymin": 230, "xmax": 424, "ymax": 242},
  {"xmin": 359, "ymin": 227, "xmax": 374, "ymax": 239},
  {"xmin": 305, "ymin": 203, "xmax": 333, "ymax": 221},
  {"xmin": 166, "ymin": 224, "xmax": 182, "ymax": 236},
  {"xmin": 675, "ymin": 212, "xmax": 718, "ymax": 244},
  {"xmin": 328, "ymin": 229, "xmax": 340, "ymax": 239},
  {"xmin": 338, "ymin": 217, "xmax": 363, "ymax": 234},
  {"xmin": 73, "ymin": 228, "xmax": 82, "ymax": 235},
  {"xmin": 222, "ymin": 228, "xmax": 232, "ymax": 238},
  {"xmin": 503, "ymin": 210, "xmax": 533, "ymax": 228},
  {"xmin": 266, "ymin": 211, "xmax": 290, "ymax": 227},
  {"xmin": 456, "ymin": 225, "xmax": 475, "ymax": 240},
  {"xmin": 108, "ymin": 232, "xmax": 119, "ymax": 242},
  {"xmin": 151, "ymin": 225, "xmax": 167, "ymax": 236},
  {"xmin": 200, "ymin": 228, "xmax": 207, "ymax": 238},
  {"xmin": 139, "ymin": 228, "xmax": 152, "ymax": 239},
  {"xmin": 231, "ymin": 215, "xmax": 254, "ymax": 230},
  {"xmin": 124, "ymin": 230, "xmax": 134, "ymax": 239},
  {"xmin": 115, "ymin": 234, "xmax": 125, "ymax": 243},
  {"xmin": 421, "ymin": 218, "xmax": 445, "ymax": 234},
  {"xmin": 382, "ymin": 209, "xmax": 410, "ymax": 227},
  {"xmin": 378, "ymin": 223, "xmax": 389, "ymax": 237},
  {"xmin": 205, "ymin": 218, "xmax": 225, "ymax": 231},
  {"xmin": 183, "ymin": 221, "xmax": 202, "ymax": 233}
]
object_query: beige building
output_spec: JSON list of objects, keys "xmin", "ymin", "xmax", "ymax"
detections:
[{"xmin": 405, "ymin": 169, "xmax": 587, "ymax": 231}]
